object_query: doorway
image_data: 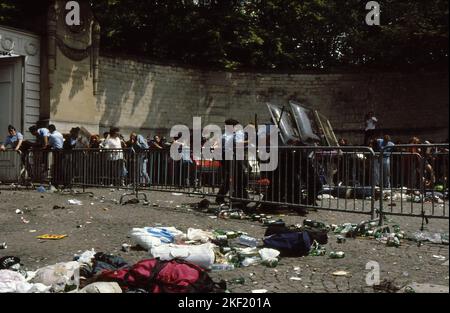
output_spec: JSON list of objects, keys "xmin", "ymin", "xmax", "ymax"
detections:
[{"xmin": 0, "ymin": 56, "xmax": 23, "ymax": 182}]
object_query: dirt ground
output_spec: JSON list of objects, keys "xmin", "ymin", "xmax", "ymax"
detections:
[{"xmin": 0, "ymin": 186, "xmax": 448, "ymax": 293}]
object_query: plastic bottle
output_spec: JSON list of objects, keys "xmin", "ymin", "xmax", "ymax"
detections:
[
  {"xmin": 241, "ymin": 257, "xmax": 261, "ymax": 267},
  {"xmin": 210, "ymin": 264, "xmax": 235, "ymax": 271},
  {"xmin": 238, "ymin": 235, "xmax": 259, "ymax": 247}
]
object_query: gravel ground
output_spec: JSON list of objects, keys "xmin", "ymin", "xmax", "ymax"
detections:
[{"xmin": 0, "ymin": 186, "xmax": 448, "ymax": 293}]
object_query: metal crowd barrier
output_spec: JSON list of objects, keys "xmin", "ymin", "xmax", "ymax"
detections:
[
  {"xmin": 0, "ymin": 144, "xmax": 448, "ymax": 225},
  {"xmin": 0, "ymin": 150, "xmax": 23, "ymax": 184},
  {"xmin": 227, "ymin": 146, "xmax": 377, "ymax": 218},
  {"xmin": 378, "ymin": 144, "xmax": 449, "ymax": 227}
]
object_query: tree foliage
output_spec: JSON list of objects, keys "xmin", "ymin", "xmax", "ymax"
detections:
[{"xmin": 1, "ymin": 0, "xmax": 448, "ymax": 70}]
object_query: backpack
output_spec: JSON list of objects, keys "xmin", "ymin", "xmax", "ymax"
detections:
[
  {"xmin": 96, "ymin": 258, "xmax": 226, "ymax": 293},
  {"xmin": 263, "ymin": 232, "xmax": 312, "ymax": 257}
]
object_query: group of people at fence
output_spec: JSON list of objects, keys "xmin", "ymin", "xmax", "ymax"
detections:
[
  {"xmin": 0, "ymin": 124, "xmax": 194, "ymax": 189},
  {"xmin": 0, "ymin": 121, "xmax": 448, "ymax": 213}
]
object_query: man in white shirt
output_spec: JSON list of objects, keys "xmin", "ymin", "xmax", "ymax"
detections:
[
  {"xmin": 29, "ymin": 125, "xmax": 50, "ymax": 149},
  {"xmin": 364, "ymin": 111, "xmax": 378, "ymax": 146},
  {"xmin": 48, "ymin": 125, "xmax": 64, "ymax": 150}
]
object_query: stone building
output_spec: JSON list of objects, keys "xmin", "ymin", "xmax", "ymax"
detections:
[{"xmin": 0, "ymin": 0, "xmax": 448, "ymax": 144}]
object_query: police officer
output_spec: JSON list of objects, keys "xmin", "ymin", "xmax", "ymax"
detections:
[{"xmin": 216, "ymin": 119, "xmax": 249, "ymax": 209}]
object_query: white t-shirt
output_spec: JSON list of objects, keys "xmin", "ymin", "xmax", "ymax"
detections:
[
  {"xmin": 103, "ymin": 136, "xmax": 123, "ymax": 160},
  {"xmin": 365, "ymin": 117, "xmax": 378, "ymax": 131}
]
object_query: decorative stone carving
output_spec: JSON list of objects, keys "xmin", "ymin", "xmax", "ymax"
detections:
[
  {"xmin": 25, "ymin": 42, "xmax": 38, "ymax": 56},
  {"xmin": 1, "ymin": 37, "xmax": 15, "ymax": 51},
  {"xmin": 55, "ymin": 0, "xmax": 94, "ymax": 61}
]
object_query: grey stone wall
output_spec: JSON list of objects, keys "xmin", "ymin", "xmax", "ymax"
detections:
[{"xmin": 96, "ymin": 55, "xmax": 449, "ymax": 144}]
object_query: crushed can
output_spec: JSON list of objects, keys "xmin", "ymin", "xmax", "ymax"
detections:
[{"xmin": 336, "ymin": 236, "xmax": 346, "ymax": 244}]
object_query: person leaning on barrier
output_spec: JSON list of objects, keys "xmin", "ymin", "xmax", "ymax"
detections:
[
  {"xmin": 103, "ymin": 127, "xmax": 127, "ymax": 186},
  {"xmin": 149, "ymin": 135, "xmax": 164, "ymax": 149},
  {"xmin": 0, "ymin": 125, "xmax": 24, "ymax": 153},
  {"xmin": 129, "ymin": 132, "xmax": 151, "ymax": 186},
  {"xmin": 376, "ymin": 134, "xmax": 395, "ymax": 189},
  {"xmin": 89, "ymin": 135, "xmax": 101, "ymax": 149},
  {"xmin": 63, "ymin": 127, "xmax": 80, "ymax": 150},
  {"xmin": 48, "ymin": 125, "xmax": 64, "ymax": 150},
  {"xmin": 28, "ymin": 125, "xmax": 50, "ymax": 150}
]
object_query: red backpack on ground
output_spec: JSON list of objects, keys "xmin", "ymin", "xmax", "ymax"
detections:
[{"xmin": 97, "ymin": 258, "xmax": 226, "ymax": 293}]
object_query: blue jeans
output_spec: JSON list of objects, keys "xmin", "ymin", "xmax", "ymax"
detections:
[
  {"xmin": 139, "ymin": 156, "xmax": 150, "ymax": 184},
  {"xmin": 374, "ymin": 158, "xmax": 391, "ymax": 188}
]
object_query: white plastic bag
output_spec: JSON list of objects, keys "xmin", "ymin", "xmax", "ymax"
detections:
[
  {"xmin": 0, "ymin": 270, "xmax": 51, "ymax": 293},
  {"xmin": 130, "ymin": 228, "xmax": 163, "ymax": 250},
  {"xmin": 187, "ymin": 228, "xmax": 213, "ymax": 243},
  {"xmin": 150, "ymin": 243, "xmax": 215, "ymax": 269},
  {"xmin": 259, "ymin": 248, "xmax": 280, "ymax": 261},
  {"xmin": 130, "ymin": 227, "xmax": 186, "ymax": 250},
  {"xmin": 78, "ymin": 282, "xmax": 122, "ymax": 293},
  {"xmin": 31, "ymin": 261, "xmax": 80, "ymax": 293},
  {"xmin": 76, "ymin": 249, "xmax": 96, "ymax": 265}
]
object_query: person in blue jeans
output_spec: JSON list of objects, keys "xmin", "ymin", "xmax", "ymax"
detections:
[
  {"xmin": 376, "ymin": 135, "xmax": 395, "ymax": 189},
  {"xmin": 129, "ymin": 132, "xmax": 150, "ymax": 186}
]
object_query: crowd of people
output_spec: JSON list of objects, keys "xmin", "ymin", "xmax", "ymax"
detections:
[{"xmin": 0, "ymin": 115, "xmax": 448, "ymax": 198}]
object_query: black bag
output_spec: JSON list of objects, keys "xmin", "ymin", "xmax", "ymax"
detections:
[
  {"xmin": 264, "ymin": 225, "xmax": 295, "ymax": 237},
  {"xmin": 263, "ymin": 232, "xmax": 312, "ymax": 257},
  {"xmin": 302, "ymin": 226, "xmax": 328, "ymax": 245}
]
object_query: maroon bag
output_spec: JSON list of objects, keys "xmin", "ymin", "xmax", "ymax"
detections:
[{"xmin": 97, "ymin": 258, "xmax": 226, "ymax": 293}]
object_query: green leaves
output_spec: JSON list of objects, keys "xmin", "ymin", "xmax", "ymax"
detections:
[{"xmin": 0, "ymin": 0, "xmax": 447, "ymax": 70}]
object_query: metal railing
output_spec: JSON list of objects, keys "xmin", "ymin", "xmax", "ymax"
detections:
[
  {"xmin": 378, "ymin": 144, "xmax": 449, "ymax": 228},
  {"xmin": 0, "ymin": 144, "xmax": 448, "ymax": 226}
]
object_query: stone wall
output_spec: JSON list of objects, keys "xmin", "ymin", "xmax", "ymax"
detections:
[{"xmin": 95, "ymin": 55, "xmax": 449, "ymax": 143}]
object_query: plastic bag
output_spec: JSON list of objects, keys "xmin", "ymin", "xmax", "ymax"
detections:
[
  {"xmin": 0, "ymin": 270, "xmax": 51, "ymax": 293},
  {"xmin": 187, "ymin": 228, "xmax": 213, "ymax": 243},
  {"xmin": 75, "ymin": 249, "xmax": 96, "ymax": 265},
  {"xmin": 150, "ymin": 243, "xmax": 215, "ymax": 269},
  {"xmin": 78, "ymin": 282, "xmax": 122, "ymax": 293},
  {"xmin": 130, "ymin": 227, "xmax": 185, "ymax": 250},
  {"xmin": 259, "ymin": 248, "xmax": 280, "ymax": 261},
  {"xmin": 31, "ymin": 261, "xmax": 80, "ymax": 293},
  {"xmin": 130, "ymin": 228, "xmax": 163, "ymax": 250}
]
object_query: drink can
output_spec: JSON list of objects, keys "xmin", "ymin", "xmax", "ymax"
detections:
[
  {"xmin": 336, "ymin": 236, "xmax": 346, "ymax": 244},
  {"xmin": 0, "ymin": 242, "xmax": 7, "ymax": 249},
  {"xmin": 252, "ymin": 215, "xmax": 261, "ymax": 221},
  {"xmin": 216, "ymin": 235, "xmax": 228, "ymax": 241},
  {"xmin": 121, "ymin": 243, "xmax": 131, "ymax": 252},
  {"xmin": 226, "ymin": 231, "xmax": 237, "ymax": 239},
  {"xmin": 330, "ymin": 251, "xmax": 345, "ymax": 259}
]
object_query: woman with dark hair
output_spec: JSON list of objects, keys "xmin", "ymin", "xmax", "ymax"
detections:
[{"xmin": 0, "ymin": 125, "xmax": 24, "ymax": 152}]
